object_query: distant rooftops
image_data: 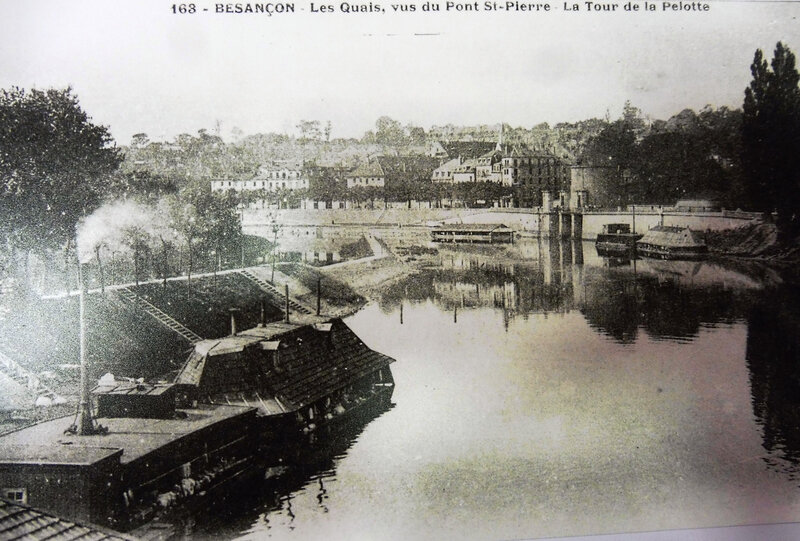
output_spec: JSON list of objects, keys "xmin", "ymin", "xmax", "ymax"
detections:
[
  {"xmin": 347, "ymin": 159, "xmax": 385, "ymax": 178},
  {"xmin": 429, "ymin": 141, "xmax": 497, "ymax": 159}
]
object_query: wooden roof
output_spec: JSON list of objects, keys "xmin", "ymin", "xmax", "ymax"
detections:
[
  {"xmin": 0, "ymin": 499, "xmax": 135, "ymax": 541},
  {"xmin": 0, "ymin": 405, "xmax": 254, "ymax": 466},
  {"xmin": 639, "ymin": 225, "xmax": 706, "ymax": 248},
  {"xmin": 174, "ymin": 318, "xmax": 395, "ymax": 412}
]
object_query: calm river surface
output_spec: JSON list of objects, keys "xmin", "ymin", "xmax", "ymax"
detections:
[{"xmin": 183, "ymin": 239, "xmax": 800, "ymax": 540}]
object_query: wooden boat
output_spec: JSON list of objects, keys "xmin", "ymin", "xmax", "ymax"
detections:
[
  {"xmin": 636, "ymin": 225, "xmax": 708, "ymax": 260},
  {"xmin": 595, "ymin": 223, "xmax": 642, "ymax": 257}
]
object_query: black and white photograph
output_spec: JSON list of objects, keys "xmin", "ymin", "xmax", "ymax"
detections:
[{"xmin": 1, "ymin": 1, "xmax": 800, "ymax": 540}]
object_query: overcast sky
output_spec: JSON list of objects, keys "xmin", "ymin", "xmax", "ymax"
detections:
[{"xmin": 0, "ymin": 0, "xmax": 798, "ymax": 144}]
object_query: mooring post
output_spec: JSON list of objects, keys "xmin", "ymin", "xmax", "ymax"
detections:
[
  {"xmin": 316, "ymin": 278, "xmax": 321, "ymax": 316},
  {"xmin": 229, "ymin": 308, "xmax": 239, "ymax": 336},
  {"xmin": 260, "ymin": 298, "xmax": 266, "ymax": 327},
  {"xmin": 400, "ymin": 302, "xmax": 404, "ymax": 325}
]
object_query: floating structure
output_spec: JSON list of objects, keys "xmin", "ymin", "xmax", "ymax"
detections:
[
  {"xmin": 174, "ymin": 313, "xmax": 395, "ymax": 441},
  {"xmin": 0, "ymin": 270, "xmax": 396, "ymax": 532},
  {"xmin": 636, "ymin": 225, "xmax": 708, "ymax": 260},
  {"xmin": 431, "ymin": 223, "xmax": 515, "ymax": 244},
  {"xmin": 0, "ymin": 397, "xmax": 258, "ymax": 530},
  {"xmin": 595, "ymin": 223, "xmax": 642, "ymax": 257}
]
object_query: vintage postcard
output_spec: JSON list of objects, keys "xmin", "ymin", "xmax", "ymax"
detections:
[{"xmin": 1, "ymin": 0, "xmax": 800, "ymax": 540}]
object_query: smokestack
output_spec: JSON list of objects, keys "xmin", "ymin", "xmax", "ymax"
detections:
[
  {"xmin": 77, "ymin": 262, "xmax": 95, "ymax": 435},
  {"xmin": 284, "ymin": 284, "xmax": 290, "ymax": 323},
  {"xmin": 229, "ymin": 308, "xmax": 240, "ymax": 335}
]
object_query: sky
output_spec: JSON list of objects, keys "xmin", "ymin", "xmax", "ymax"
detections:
[{"xmin": 0, "ymin": 0, "xmax": 798, "ymax": 144}]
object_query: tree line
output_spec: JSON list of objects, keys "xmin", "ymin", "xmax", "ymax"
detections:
[
  {"xmin": 1, "ymin": 40, "xmax": 799, "ymax": 288},
  {"xmin": 580, "ymin": 41, "xmax": 800, "ymax": 237},
  {"xmin": 0, "ymin": 87, "xmax": 249, "ymax": 291}
]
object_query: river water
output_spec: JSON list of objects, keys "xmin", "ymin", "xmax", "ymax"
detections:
[{"xmin": 181, "ymin": 239, "xmax": 800, "ymax": 540}]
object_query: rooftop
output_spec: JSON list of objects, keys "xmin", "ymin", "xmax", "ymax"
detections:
[
  {"xmin": 435, "ymin": 141, "xmax": 497, "ymax": 159},
  {"xmin": 0, "ymin": 498, "xmax": 135, "ymax": 541},
  {"xmin": 174, "ymin": 318, "xmax": 395, "ymax": 412},
  {"xmin": 348, "ymin": 159, "xmax": 384, "ymax": 178},
  {"xmin": 0, "ymin": 404, "xmax": 254, "ymax": 466},
  {"xmin": 639, "ymin": 225, "xmax": 706, "ymax": 248}
]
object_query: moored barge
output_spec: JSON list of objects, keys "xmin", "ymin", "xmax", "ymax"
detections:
[
  {"xmin": 0, "ymin": 310, "xmax": 395, "ymax": 531},
  {"xmin": 174, "ymin": 313, "xmax": 396, "ymax": 447},
  {"xmin": 636, "ymin": 225, "xmax": 708, "ymax": 260},
  {"xmin": 0, "ymin": 397, "xmax": 258, "ymax": 530},
  {"xmin": 595, "ymin": 223, "xmax": 642, "ymax": 257}
]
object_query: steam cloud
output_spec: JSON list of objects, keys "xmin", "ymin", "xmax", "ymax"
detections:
[{"xmin": 76, "ymin": 200, "xmax": 172, "ymax": 264}]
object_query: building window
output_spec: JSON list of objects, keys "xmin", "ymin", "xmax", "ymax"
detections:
[{"xmin": 4, "ymin": 488, "xmax": 26, "ymax": 504}]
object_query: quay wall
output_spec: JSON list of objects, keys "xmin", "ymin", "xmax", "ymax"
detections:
[
  {"xmin": 580, "ymin": 210, "xmax": 759, "ymax": 239},
  {"xmin": 242, "ymin": 207, "xmax": 760, "ymax": 241},
  {"xmin": 242, "ymin": 208, "xmax": 487, "ymax": 227}
]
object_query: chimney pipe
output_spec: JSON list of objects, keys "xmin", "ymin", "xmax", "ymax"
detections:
[
  {"xmin": 77, "ymin": 262, "xmax": 95, "ymax": 436},
  {"xmin": 284, "ymin": 284, "xmax": 290, "ymax": 323},
  {"xmin": 229, "ymin": 308, "xmax": 240, "ymax": 335}
]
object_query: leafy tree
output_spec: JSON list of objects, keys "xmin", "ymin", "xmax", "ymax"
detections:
[
  {"xmin": 406, "ymin": 125, "xmax": 426, "ymax": 145},
  {"xmin": 742, "ymin": 42, "xmax": 800, "ymax": 235},
  {"xmin": 631, "ymin": 107, "xmax": 743, "ymax": 206},
  {"xmin": 580, "ymin": 107, "xmax": 640, "ymax": 206},
  {"xmin": 297, "ymin": 120, "xmax": 322, "ymax": 142},
  {"xmin": 307, "ymin": 165, "xmax": 345, "ymax": 205},
  {"xmin": 375, "ymin": 116, "xmax": 405, "ymax": 146},
  {"xmin": 109, "ymin": 170, "xmax": 179, "ymax": 202},
  {"xmin": 130, "ymin": 133, "xmax": 150, "ymax": 149},
  {"xmin": 0, "ymin": 87, "xmax": 121, "ymax": 257}
]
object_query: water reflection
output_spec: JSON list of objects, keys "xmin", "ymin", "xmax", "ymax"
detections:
[
  {"xmin": 746, "ymin": 286, "xmax": 800, "ymax": 479},
  {"xmin": 380, "ymin": 239, "xmax": 761, "ymax": 344},
  {"xmin": 169, "ymin": 235, "xmax": 800, "ymax": 540},
  {"xmin": 168, "ymin": 402, "xmax": 394, "ymax": 539}
]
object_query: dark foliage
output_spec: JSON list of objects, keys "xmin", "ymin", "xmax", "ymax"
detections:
[
  {"xmin": 0, "ymin": 87, "xmax": 121, "ymax": 253},
  {"xmin": 742, "ymin": 42, "xmax": 800, "ymax": 237}
]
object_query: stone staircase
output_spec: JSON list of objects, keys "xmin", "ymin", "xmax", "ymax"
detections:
[
  {"xmin": 238, "ymin": 270, "xmax": 314, "ymax": 315},
  {"xmin": 115, "ymin": 288, "xmax": 204, "ymax": 344}
]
